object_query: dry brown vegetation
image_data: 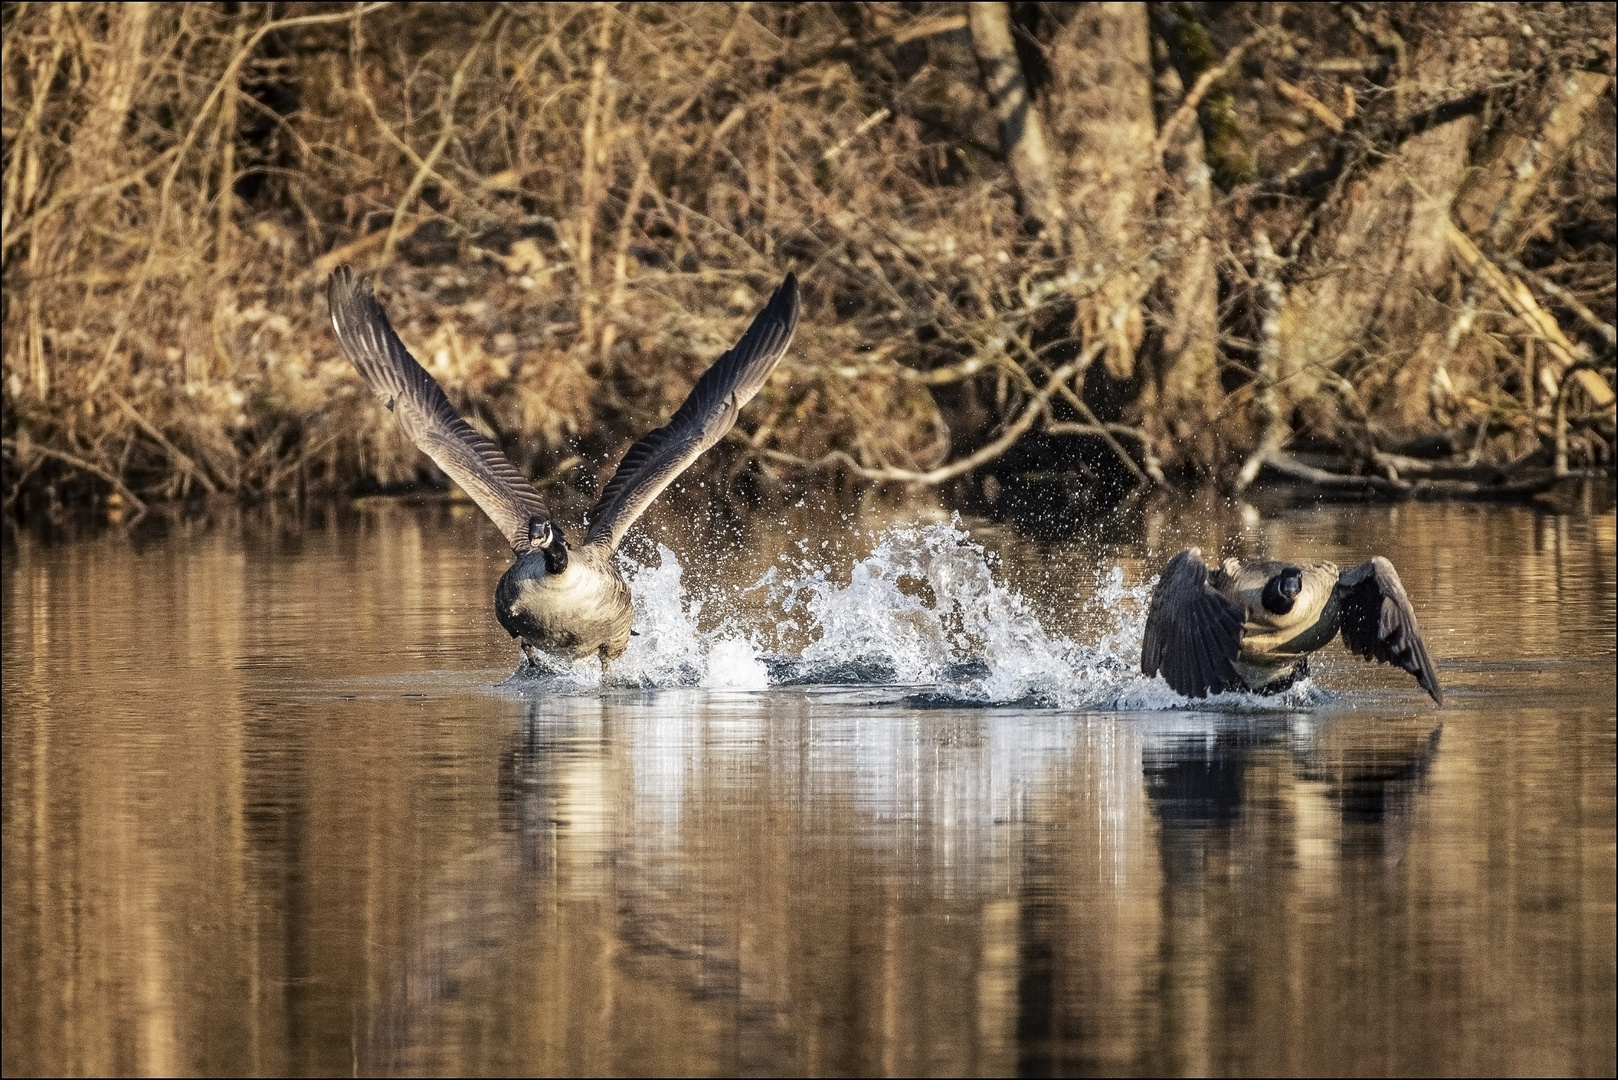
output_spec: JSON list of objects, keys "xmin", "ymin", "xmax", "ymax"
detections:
[{"xmin": 2, "ymin": 2, "xmax": 1615, "ymax": 524}]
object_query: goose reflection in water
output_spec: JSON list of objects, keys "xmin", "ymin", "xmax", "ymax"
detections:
[
  {"xmin": 1143, "ymin": 716, "xmax": 1442, "ymax": 835},
  {"xmin": 362, "ymin": 698, "xmax": 798, "ymax": 1075},
  {"xmin": 1008, "ymin": 714, "xmax": 1444, "ymax": 1074},
  {"xmin": 353, "ymin": 699, "xmax": 1444, "ymax": 1075},
  {"xmin": 1141, "ymin": 715, "xmax": 1443, "ymax": 893}
]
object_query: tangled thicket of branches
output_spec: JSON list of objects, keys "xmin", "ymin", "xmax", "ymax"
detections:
[{"xmin": 2, "ymin": 2, "xmax": 1614, "ymax": 522}]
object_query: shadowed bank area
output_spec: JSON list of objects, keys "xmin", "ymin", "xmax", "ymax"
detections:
[
  {"xmin": 3, "ymin": 494, "xmax": 1613, "ymax": 1075},
  {"xmin": 3, "ymin": 3, "xmax": 1615, "ymax": 523}
]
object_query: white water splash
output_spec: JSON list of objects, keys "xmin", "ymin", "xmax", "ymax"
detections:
[
  {"xmin": 700, "ymin": 636, "xmax": 770, "ymax": 689},
  {"xmin": 506, "ymin": 544, "xmax": 771, "ymax": 691},
  {"xmin": 614, "ymin": 544, "xmax": 706, "ymax": 687},
  {"xmin": 756, "ymin": 519, "xmax": 1100, "ymax": 704},
  {"xmin": 506, "ymin": 520, "xmax": 1325, "ymax": 711}
]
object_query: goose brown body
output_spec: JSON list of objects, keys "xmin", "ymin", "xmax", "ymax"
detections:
[
  {"xmin": 1142, "ymin": 548, "xmax": 1443, "ymax": 704},
  {"xmin": 327, "ymin": 266, "xmax": 800, "ymax": 664},
  {"xmin": 495, "ymin": 544, "xmax": 633, "ymax": 661}
]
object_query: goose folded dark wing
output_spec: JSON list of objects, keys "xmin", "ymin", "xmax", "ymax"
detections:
[
  {"xmin": 327, "ymin": 266, "xmax": 552, "ymax": 553},
  {"xmin": 1143, "ymin": 547, "xmax": 1245, "ymax": 698},
  {"xmin": 584, "ymin": 273, "xmax": 800, "ymax": 552},
  {"xmin": 1336, "ymin": 557, "xmax": 1444, "ymax": 705}
]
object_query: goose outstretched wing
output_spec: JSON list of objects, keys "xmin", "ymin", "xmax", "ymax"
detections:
[
  {"xmin": 1336, "ymin": 557, "xmax": 1444, "ymax": 705},
  {"xmin": 328, "ymin": 266, "xmax": 552, "ymax": 553},
  {"xmin": 1142, "ymin": 547, "xmax": 1245, "ymax": 698},
  {"xmin": 584, "ymin": 273, "xmax": 799, "ymax": 552}
]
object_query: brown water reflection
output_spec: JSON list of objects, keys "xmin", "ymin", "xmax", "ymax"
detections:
[{"xmin": 3, "ymin": 495, "xmax": 1614, "ymax": 1076}]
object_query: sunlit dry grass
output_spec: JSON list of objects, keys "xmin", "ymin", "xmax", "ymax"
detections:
[
  {"xmin": 2, "ymin": 3, "xmax": 1613, "ymax": 520},
  {"xmin": 1, "ymin": 4, "xmax": 1000, "ymax": 516}
]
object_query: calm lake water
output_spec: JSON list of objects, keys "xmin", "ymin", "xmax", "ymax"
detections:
[{"xmin": 3, "ymin": 491, "xmax": 1614, "ymax": 1076}]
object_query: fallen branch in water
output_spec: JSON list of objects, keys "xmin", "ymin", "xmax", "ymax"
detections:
[
  {"xmin": 2, "ymin": 437, "xmax": 148, "ymax": 516},
  {"xmin": 1257, "ymin": 449, "xmax": 1603, "ymax": 500}
]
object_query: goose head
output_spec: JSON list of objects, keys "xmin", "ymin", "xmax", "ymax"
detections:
[
  {"xmin": 1261, "ymin": 566, "xmax": 1303, "ymax": 615},
  {"xmin": 526, "ymin": 517, "xmax": 569, "ymax": 575}
]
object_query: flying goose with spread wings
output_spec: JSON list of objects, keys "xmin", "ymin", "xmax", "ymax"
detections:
[
  {"xmin": 1141, "ymin": 548, "xmax": 1443, "ymax": 704},
  {"xmin": 327, "ymin": 266, "xmax": 800, "ymax": 665}
]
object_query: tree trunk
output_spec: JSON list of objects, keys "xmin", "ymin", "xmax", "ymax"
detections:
[
  {"xmin": 1142, "ymin": 51, "xmax": 1221, "ymax": 471},
  {"xmin": 1453, "ymin": 69, "xmax": 1612, "ymax": 253},
  {"xmin": 1273, "ymin": 18, "xmax": 1485, "ymax": 433},
  {"xmin": 68, "ymin": 3, "xmax": 154, "ymax": 195},
  {"xmin": 1045, "ymin": 3, "xmax": 1156, "ymax": 381},
  {"xmin": 967, "ymin": 3, "xmax": 1063, "ymax": 243}
]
